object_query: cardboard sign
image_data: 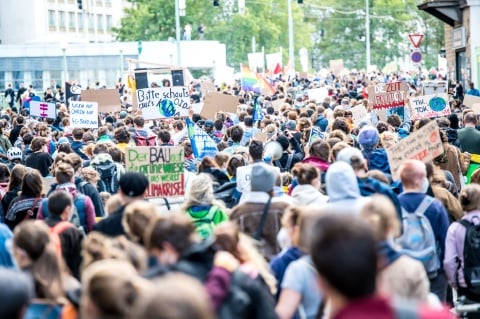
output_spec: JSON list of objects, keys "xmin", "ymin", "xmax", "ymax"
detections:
[
  {"xmin": 125, "ymin": 146, "xmax": 185, "ymax": 198},
  {"xmin": 367, "ymin": 82, "xmax": 408, "ymax": 110},
  {"xmin": 70, "ymin": 101, "xmax": 99, "ymax": 129},
  {"xmin": 463, "ymin": 94, "xmax": 480, "ymax": 108},
  {"xmin": 30, "ymin": 101, "xmax": 56, "ymax": 119},
  {"xmin": 472, "ymin": 103, "xmax": 480, "ymax": 114},
  {"xmin": 200, "ymin": 80, "xmax": 216, "ymax": 97},
  {"xmin": 137, "ymin": 87, "xmax": 190, "ymax": 119},
  {"xmin": 201, "ymin": 92, "xmax": 239, "ymax": 120},
  {"xmin": 350, "ymin": 104, "xmax": 368, "ymax": 124},
  {"xmin": 386, "ymin": 120, "xmax": 444, "ymax": 180},
  {"xmin": 410, "ymin": 94, "xmax": 451, "ymax": 121},
  {"xmin": 308, "ymin": 87, "xmax": 328, "ymax": 103},
  {"xmin": 81, "ymin": 89, "xmax": 120, "ymax": 113}
]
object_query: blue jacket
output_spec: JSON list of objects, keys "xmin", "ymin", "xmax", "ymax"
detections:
[
  {"xmin": 357, "ymin": 177, "xmax": 402, "ymax": 222},
  {"xmin": 270, "ymin": 247, "xmax": 303, "ymax": 300},
  {"xmin": 314, "ymin": 116, "xmax": 329, "ymax": 132},
  {"xmin": 362, "ymin": 148, "xmax": 391, "ymax": 177}
]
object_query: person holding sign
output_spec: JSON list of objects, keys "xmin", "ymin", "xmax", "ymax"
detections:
[{"xmin": 457, "ymin": 113, "xmax": 478, "ymax": 183}]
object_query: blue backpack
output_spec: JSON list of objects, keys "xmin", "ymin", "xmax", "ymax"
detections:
[{"xmin": 41, "ymin": 193, "xmax": 87, "ymax": 233}]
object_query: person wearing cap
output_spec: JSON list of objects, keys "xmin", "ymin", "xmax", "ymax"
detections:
[
  {"xmin": 336, "ymin": 147, "xmax": 402, "ymax": 221},
  {"xmin": 93, "ymin": 172, "xmax": 149, "ymax": 237},
  {"xmin": 230, "ymin": 163, "xmax": 290, "ymax": 260},
  {"xmin": 357, "ymin": 125, "xmax": 391, "ymax": 178}
]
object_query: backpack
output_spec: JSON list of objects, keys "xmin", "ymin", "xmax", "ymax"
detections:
[
  {"xmin": 458, "ymin": 219, "xmax": 480, "ymax": 295},
  {"xmin": 274, "ymin": 154, "xmax": 294, "ymax": 173},
  {"xmin": 214, "ymin": 181, "xmax": 239, "ymax": 208},
  {"xmin": 41, "ymin": 194, "xmax": 87, "ymax": 233},
  {"xmin": 93, "ymin": 161, "xmax": 119, "ymax": 194},
  {"xmin": 76, "ymin": 181, "xmax": 88, "ymax": 195},
  {"xmin": 49, "ymin": 221, "xmax": 73, "ymax": 257},
  {"xmin": 134, "ymin": 131, "xmax": 157, "ymax": 146},
  {"xmin": 189, "ymin": 206, "xmax": 218, "ymax": 239},
  {"xmin": 218, "ymin": 270, "xmax": 251, "ymax": 319},
  {"xmin": 396, "ymin": 196, "xmax": 440, "ymax": 279}
]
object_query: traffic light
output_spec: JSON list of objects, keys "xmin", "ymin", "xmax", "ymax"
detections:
[
  {"xmin": 213, "ymin": 0, "xmax": 219, "ymax": 6},
  {"xmin": 77, "ymin": 0, "xmax": 83, "ymax": 10}
]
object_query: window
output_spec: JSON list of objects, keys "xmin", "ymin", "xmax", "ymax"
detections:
[
  {"xmin": 32, "ymin": 71, "xmax": 43, "ymax": 91},
  {"xmin": 68, "ymin": 12, "xmax": 76, "ymax": 28},
  {"xmin": 48, "ymin": 10, "xmax": 56, "ymax": 27},
  {"xmin": 105, "ymin": 0, "xmax": 112, "ymax": 7},
  {"xmin": 0, "ymin": 72, "xmax": 5, "ymax": 92},
  {"xmin": 88, "ymin": 13, "xmax": 94, "ymax": 30},
  {"xmin": 12, "ymin": 71, "xmax": 24, "ymax": 90},
  {"xmin": 78, "ymin": 13, "xmax": 84, "ymax": 30},
  {"xmin": 97, "ymin": 14, "xmax": 104, "ymax": 31},
  {"xmin": 59, "ymin": 11, "xmax": 66, "ymax": 28},
  {"xmin": 106, "ymin": 15, "xmax": 113, "ymax": 30}
]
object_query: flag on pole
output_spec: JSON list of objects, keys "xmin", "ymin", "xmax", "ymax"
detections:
[
  {"xmin": 241, "ymin": 65, "xmax": 275, "ymax": 95},
  {"xmin": 253, "ymin": 95, "xmax": 263, "ymax": 124},
  {"xmin": 186, "ymin": 118, "xmax": 218, "ymax": 159}
]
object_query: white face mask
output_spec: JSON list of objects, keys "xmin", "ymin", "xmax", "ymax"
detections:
[{"xmin": 421, "ymin": 177, "xmax": 430, "ymax": 194}]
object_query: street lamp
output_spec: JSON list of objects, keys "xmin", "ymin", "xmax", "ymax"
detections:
[
  {"xmin": 287, "ymin": 0, "xmax": 294, "ymax": 68},
  {"xmin": 365, "ymin": 0, "xmax": 371, "ymax": 71},
  {"xmin": 174, "ymin": 0, "xmax": 182, "ymax": 66},
  {"xmin": 60, "ymin": 41, "xmax": 68, "ymax": 85}
]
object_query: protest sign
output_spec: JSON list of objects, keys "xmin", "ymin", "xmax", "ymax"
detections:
[
  {"xmin": 126, "ymin": 146, "xmax": 185, "ymax": 198},
  {"xmin": 30, "ymin": 101, "xmax": 56, "ymax": 119},
  {"xmin": 308, "ymin": 126, "xmax": 326, "ymax": 145},
  {"xmin": 368, "ymin": 82, "xmax": 408, "ymax": 110},
  {"xmin": 200, "ymin": 80, "xmax": 216, "ymax": 97},
  {"xmin": 409, "ymin": 94, "xmax": 451, "ymax": 121},
  {"xmin": 350, "ymin": 104, "xmax": 368, "ymax": 124},
  {"xmin": 70, "ymin": 101, "xmax": 99, "ymax": 129},
  {"xmin": 186, "ymin": 118, "xmax": 218, "ymax": 159},
  {"xmin": 81, "ymin": 89, "xmax": 119, "ymax": 113},
  {"xmin": 308, "ymin": 87, "xmax": 328, "ymax": 103},
  {"xmin": 137, "ymin": 87, "xmax": 190, "ymax": 119},
  {"xmin": 386, "ymin": 120, "xmax": 444, "ymax": 180},
  {"xmin": 237, "ymin": 165, "xmax": 281, "ymax": 195},
  {"xmin": 472, "ymin": 103, "xmax": 480, "ymax": 114},
  {"xmin": 463, "ymin": 94, "xmax": 480, "ymax": 108},
  {"xmin": 201, "ymin": 92, "xmax": 239, "ymax": 119}
]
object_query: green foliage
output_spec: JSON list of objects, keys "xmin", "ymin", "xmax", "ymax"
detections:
[{"xmin": 113, "ymin": 0, "xmax": 444, "ymax": 72}]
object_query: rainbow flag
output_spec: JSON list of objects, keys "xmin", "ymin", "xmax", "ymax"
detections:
[{"xmin": 241, "ymin": 65, "xmax": 275, "ymax": 95}]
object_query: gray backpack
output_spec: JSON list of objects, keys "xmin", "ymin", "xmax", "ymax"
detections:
[{"xmin": 396, "ymin": 196, "xmax": 440, "ymax": 279}]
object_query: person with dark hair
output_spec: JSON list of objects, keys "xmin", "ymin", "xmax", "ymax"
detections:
[
  {"xmin": 24, "ymin": 137, "xmax": 53, "ymax": 177},
  {"xmin": 302, "ymin": 139, "xmax": 330, "ymax": 174},
  {"xmin": 9, "ymin": 115, "xmax": 24, "ymax": 145},
  {"xmin": 157, "ymin": 130, "xmax": 171, "ymax": 146},
  {"xmin": 241, "ymin": 116, "xmax": 260, "ymax": 146},
  {"xmin": 224, "ymin": 125, "xmax": 244, "ymax": 155},
  {"xmin": 290, "ymin": 163, "xmax": 328, "ymax": 206},
  {"xmin": 458, "ymin": 112, "xmax": 480, "ymax": 183}
]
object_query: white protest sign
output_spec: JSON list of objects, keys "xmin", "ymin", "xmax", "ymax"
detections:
[
  {"xmin": 350, "ymin": 104, "xmax": 368, "ymax": 124},
  {"xmin": 409, "ymin": 94, "xmax": 450, "ymax": 121},
  {"xmin": 463, "ymin": 95, "xmax": 480, "ymax": 108},
  {"xmin": 30, "ymin": 101, "xmax": 56, "ymax": 119},
  {"xmin": 472, "ymin": 103, "xmax": 480, "ymax": 114},
  {"xmin": 308, "ymin": 87, "xmax": 328, "ymax": 103},
  {"xmin": 137, "ymin": 87, "xmax": 190, "ymax": 120},
  {"xmin": 70, "ymin": 101, "xmax": 99, "ymax": 129},
  {"xmin": 236, "ymin": 165, "xmax": 281, "ymax": 195},
  {"xmin": 386, "ymin": 120, "xmax": 443, "ymax": 180}
]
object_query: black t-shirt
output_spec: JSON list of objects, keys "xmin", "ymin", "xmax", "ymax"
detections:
[
  {"xmin": 92, "ymin": 205, "xmax": 127, "ymax": 237},
  {"xmin": 25, "ymin": 152, "xmax": 53, "ymax": 177}
]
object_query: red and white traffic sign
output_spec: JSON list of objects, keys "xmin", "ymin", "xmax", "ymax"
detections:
[{"xmin": 408, "ymin": 34, "xmax": 424, "ymax": 48}]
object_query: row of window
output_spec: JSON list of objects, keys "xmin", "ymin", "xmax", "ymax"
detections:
[
  {"xmin": 48, "ymin": 0, "xmax": 113, "ymax": 7},
  {"xmin": 48, "ymin": 10, "xmax": 113, "ymax": 31}
]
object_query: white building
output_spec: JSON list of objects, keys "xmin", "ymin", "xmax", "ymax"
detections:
[{"xmin": 0, "ymin": 0, "xmax": 128, "ymax": 44}]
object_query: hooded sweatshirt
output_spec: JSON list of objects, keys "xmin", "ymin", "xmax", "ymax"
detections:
[
  {"xmin": 324, "ymin": 161, "xmax": 368, "ymax": 214},
  {"xmin": 291, "ymin": 184, "xmax": 328, "ymax": 207}
]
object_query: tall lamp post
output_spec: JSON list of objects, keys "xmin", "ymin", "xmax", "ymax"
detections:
[
  {"xmin": 174, "ymin": 0, "xmax": 182, "ymax": 66},
  {"xmin": 60, "ymin": 42, "xmax": 68, "ymax": 85},
  {"xmin": 365, "ymin": 0, "xmax": 371, "ymax": 71},
  {"xmin": 287, "ymin": 0, "xmax": 294, "ymax": 68}
]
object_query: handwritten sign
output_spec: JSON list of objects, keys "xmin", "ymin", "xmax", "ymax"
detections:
[
  {"xmin": 368, "ymin": 82, "xmax": 408, "ymax": 110},
  {"xmin": 308, "ymin": 87, "xmax": 328, "ymax": 103},
  {"xmin": 350, "ymin": 104, "xmax": 368, "ymax": 124},
  {"xmin": 308, "ymin": 126, "xmax": 326, "ymax": 145},
  {"xmin": 81, "ymin": 89, "xmax": 119, "ymax": 113},
  {"xmin": 386, "ymin": 120, "xmax": 444, "ymax": 180},
  {"xmin": 200, "ymin": 80, "xmax": 216, "ymax": 97},
  {"xmin": 410, "ymin": 94, "xmax": 450, "ymax": 121},
  {"xmin": 126, "ymin": 146, "xmax": 185, "ymax": 198},
  {"xmin": 137, "ymin": 87, "xmax": 190, "ymax": 119},
  {"xmin": 70, "ymin": 101, "xmax": 99, "ymax": 129},
  {"xmin": 30, "ymin": 101, "xmax": 56, "ymax": 119}
]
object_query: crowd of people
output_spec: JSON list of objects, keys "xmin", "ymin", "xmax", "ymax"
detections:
[{"xmin": 1, "ymin": 71, "xmax": 480, "ymax": 318}]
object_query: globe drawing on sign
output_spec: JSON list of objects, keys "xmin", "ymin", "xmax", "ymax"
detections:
[
  {"xmin": 429, "ymin": 96, "xmax": 447, "ymax": 112},
  {"xmin": 158, "ymin": 99, "xmax": 176, "ymax": 117}
]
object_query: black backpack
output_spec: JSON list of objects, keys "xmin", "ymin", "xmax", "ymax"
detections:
[
  {"xmin": 274, "ymin": 154, "xmax": 293, "ymax": 173},
  {"xmin": 459, "ymin": 219, "xmax": 480, "ymax": 295},
  {"xmin": 214, "ymin": 181, "xmax": 239, "ymax": 208},
  {"xmin": 93, "ymin": 161, "xmax": 119, "ymax": 194}
]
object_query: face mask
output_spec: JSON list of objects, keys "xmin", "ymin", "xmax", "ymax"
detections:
[
  {"xmin": 421, "ymin": 177, "xmax": 429, "ymax": 194},
  {"xmin": 276, "ymin": 228, "xmax": 292, "ymax": 251}
]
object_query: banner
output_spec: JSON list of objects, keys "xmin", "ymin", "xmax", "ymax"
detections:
[
  {"xmin": 126, "ymin": 146, "xmax": 185, "ymax": 198},
  {"xmin": 248, "ymin": 52, "xmax": 265, "ymax": 71},
  {"xmin": 367, "ymin": 82, "xmax": 408, "ymax": 110},
  {"xmin": 81, "ymin": 89, "xmax": 119, "ymax": 113},
  {"xmin": 409, "ymin": 94, "xmax": 450, "ymax": 121},
  {"xmin": 30, "ymin": 101, "xmax": 56, "ymax": 119},
  {"xmin": 265, "ymin": 52, "xmax": 282, "ymax": 73},
  {"xmin": 186, "ymin": 118, "xmax": 218, "ymax": 159},
  {"xmin": 65, "ymin": 82, "xmax": 81, "ymax": 107},
  {"xmin": 137, "ymin": 87, "xmax": 190, "ymax": 119},
  {"xmin": 200, "ymin": 80, "xmax": 216, "ymax": 97},
  {"xmin": 70, "ymin": 101, "xmax": 99, "ymax": 129},
  {"xmin": 308, "ymin": 126, "xmax": 326, "ymax": 145},
  {"xmin": 386, "ymin": 120, "xmax": 444, "ymax": 180}
]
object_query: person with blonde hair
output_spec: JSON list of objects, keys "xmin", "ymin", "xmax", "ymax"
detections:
[
  {"xmin": 181, "ymin": 173, "xmax": 228, "ymax": 239},
  {"xmin": 444, "ymin": 184, "xmax": 480, "ymax": 302},
  {"xmin": 122, "ymin": 200, "xmax": 157, "ymax": 245},
  {"xmin": 360, "ymin": 194, "xmax": 429, "ymax": 301}
]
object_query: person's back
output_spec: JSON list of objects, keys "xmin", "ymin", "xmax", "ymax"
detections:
[{"xmin": 458, "ymin": 113, "xmax": 480, "ymax": 154}]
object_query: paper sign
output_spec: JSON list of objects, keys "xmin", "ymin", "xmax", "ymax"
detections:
[
  {"xmin": 200, "ymin": 81, "xmax": 216, "ymax": 97},
  {"xmin": 308, "ymin": 126, "xmax": 326, "ymax": 145},
  {"xmin": 191, "ymin": 102, "xmax": 204, "ymax": 114},
  {"xmin": 81, "ymin": 89, "xmax": 120, "ymax": 113},
  {"xmin": 137, "ymin": 87, "xmax": 190, "ymax": 120},
  {"xmin": 368, "ymin": 82, "xmax": 408, "ymax": 110},
  {"xmin": 409, "ymin": 94, "xmax": 451, "ymax": 121},
  {"xmin": 308, "ymin": 87, "xmax": 328, "ymax": 103},
  {"xmin": 201, "ymin": 92, "xmax": 239, "ymax": 120},
  {"xmin": 472, "ymin": 103, "xmax": 480, "ymax": 114},
  {"xmin": 70, "ymin": 101, "xmax": 99, "ymax": 129},
  {"xmin": 236, "ymin": 164, "xmax": 281, "ymax": 195},
  {"xmin": 125, "ymin": 146, "xmax": 185, "ymax": 198},
  {"xmin": 386, "ymin": 120, "xmax": 444, "ymax": 180},
  {"xmin": 463, "ymin": 94, "xmax": 480, "ymax": 108},
  {"xmin": 30, "ymin": 101, "xmax": 56, "ymax": 119},
  {"xmin": 350, "ymin": 104, "xmax": 368, "ymax": 124}
]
